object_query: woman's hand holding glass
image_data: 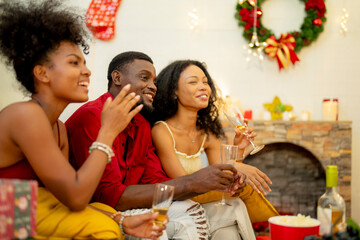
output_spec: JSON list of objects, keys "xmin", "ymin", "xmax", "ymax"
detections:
[
  {"xmin": 121, "ymin": 213, "xmax": 167, "ymax": 240},
  {"xmin": 233, "ymin": 125, "xmax": 257, "ymax": 154},
  {"xmin": 223, "ymin": 104, "xmax": 264, "ymax": 155}
]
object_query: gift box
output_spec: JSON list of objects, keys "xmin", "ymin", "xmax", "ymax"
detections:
[{"xmin": 0, "ymin": 179, "xmax": 38, "ymax": 239}]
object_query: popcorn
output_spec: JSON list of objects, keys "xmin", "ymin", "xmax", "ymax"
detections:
[{"xmin": 272, "ymin": 214, "xmax": 319, "ymax": 227}]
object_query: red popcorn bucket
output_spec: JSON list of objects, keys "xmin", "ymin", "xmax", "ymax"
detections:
[{"xmin": 269, "ymin": 215, "xmax": 320, "ymax": 240}]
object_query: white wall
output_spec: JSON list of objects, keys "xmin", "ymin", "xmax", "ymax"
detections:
[{"xmin": 1, "ymin": 0, "xmax": 359, "ymax": 221}]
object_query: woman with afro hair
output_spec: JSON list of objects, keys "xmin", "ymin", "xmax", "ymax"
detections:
[
  {"xmin": 151, "ymin": 60, "xmax": 278, "ymax": 238},
  {"xmin": 0, "ymin": 0, "xmax": 166, "ymax": 239}
]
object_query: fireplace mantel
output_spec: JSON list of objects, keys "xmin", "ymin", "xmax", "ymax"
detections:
[{"xmin": 222, "ymin": 120, "xmax": 352, "ymax": 217}]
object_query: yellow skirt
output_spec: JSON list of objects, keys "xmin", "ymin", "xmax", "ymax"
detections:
[
  {"xmin": 191, "ymin": 183, "xmax": 279, "ymax": 223},
  {"xmin": 35, "ymin": 187, "xmax": 123, "ymax": 239}
]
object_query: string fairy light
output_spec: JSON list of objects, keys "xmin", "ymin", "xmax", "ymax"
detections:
[
  {"xmin": 246, "ymin": 0, "xmax": 267, "ymax": 63},
  {"xmin": 188, "ymin": 8, "xmax": 199, "ymax": 31},
  {"xmin": 339, "ymin": 0, "xmax": 349, "ymax": 35},
  {"xmin": 249, "ymin": 0, "xmax": 259, "ymax": 48},
  {"xmin": 340, "ymin": 8, "xmax": 349, "ymax": 34}
]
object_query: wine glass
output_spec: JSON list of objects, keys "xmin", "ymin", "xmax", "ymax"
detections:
[
  {"xmin": 152, "ymin": 183, "xmax": 174, "ymax": 226},
  {"xmin": 216, "ymin": 144, "xmax": 238, "ymax": 206},
  {"xmin": 223, "ymin": 104, "xmax": 265, "ymax": 155}
]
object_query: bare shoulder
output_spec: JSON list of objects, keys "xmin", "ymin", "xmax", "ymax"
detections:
[
  {"xmin": 151, "ymin": 121, "xmax": 173, "ymax": 147},
  {"xmin": 0, "ymin": 102, "xmax": 51, "ymax": 166},
  {"xmin": 3, "ymin": 102, "xmax": 52, "ymax": 142},
  {"xmin": 204, "ymin": 132, "xmax": 221, "ymax": 149},
  {"xmin": 0, "ymin": 101, "xmax": 48, "ymax": 127},
  {"xmin": 151, "ymin": 121, "xmax": 169, "ymax": 136},
  {"xmin": 1, "ymin": 101, "xmax": 46, "ymax": 118}
]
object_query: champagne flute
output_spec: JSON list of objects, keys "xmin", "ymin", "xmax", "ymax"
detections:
[
  {"xmin": 223, "ymin": 104, "xmax": 265, "ymax": 155},
  {"xmin": 216, "ymin": 144, "xmax": 238, "ymax": 206},
  {"xmin": 152, "ymin": 183, "xmax": 174, "ymax": 226}
]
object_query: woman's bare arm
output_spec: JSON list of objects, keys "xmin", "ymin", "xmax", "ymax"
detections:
[
  {"xmin": 204, "ymin": 133, "xmax": 221, "ymax": 165},
  {"xmin": 233, "ymin": 127, "xmax": 272, "ymax": 195},
  {"xmin": 8, "ymin": 86, "xmax": 142, "ymax": 211},
  {"xmin": 151, "ymin": 123, "xmax": 188, "ymax": 178}
]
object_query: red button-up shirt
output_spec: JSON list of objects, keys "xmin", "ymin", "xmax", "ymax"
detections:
[{"xmin": 66, "ymin": 92, "xmax": 171, "ymax": 208}]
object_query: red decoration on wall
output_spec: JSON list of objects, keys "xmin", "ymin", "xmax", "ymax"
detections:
[
  {"xmin": 305, "ymin": 0, "xmax": 326, "ymax": 17},
  {"xmin": 265, "ymin": 34, "xmax": 300, "ymax": 70},
  {"xmin": 238, "ymin": 8, "xmax": 262, "ymax": 30},
  {"xmin": 244, "ymin": 110, "xmax": 253, "ymax": 120},
  {"xmin": 86, "ymin": 0, "xmax": 122, "ymax": 40},
  {"xmin": 313, "ymin": 18, "xmax": 323, "ymax": 26}
]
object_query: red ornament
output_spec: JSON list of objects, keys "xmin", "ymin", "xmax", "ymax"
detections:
[
  {"xmin": 238, "ymin": 8, "xmax": 262, "ymax": 30},
  {"xmin": 244, "ymin": 110, "xmax": 253, "ymax": 120},
  {"xmin": 305, "ymin": 0, "xmax": 326, "ymax": 17},
  {"xmin": 313, "ymin": 18, "xmax": 322, "ymax": 26}
]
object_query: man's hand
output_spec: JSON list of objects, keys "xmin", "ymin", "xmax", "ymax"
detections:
[
  {"xmin": 228, "ymin": 172, "xmax": 247, "ymax": 197},
  {"xmin": 189, "ymin": 164, "xmax": 237, "ymax": 193}
]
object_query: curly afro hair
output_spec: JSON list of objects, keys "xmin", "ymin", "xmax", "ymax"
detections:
[
  {"xmin": 0, "ymin": 0, "xmax": 90, "ymax": 94},
  {"xmin": 151, "ymin": 60, "xmax": 225, "ymax": 139}
]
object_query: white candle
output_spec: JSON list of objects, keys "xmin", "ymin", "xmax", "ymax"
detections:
[
  {"xmin": 263, "ymin": 111, "xmax": 271, "ymax": 120},
  {"xmin": 301, "ymin": 111, "xmax": 310, "ymax": 121},
  {"xmin": 322, "ymin": 99, "xmax": 338, "ymax": 121}
]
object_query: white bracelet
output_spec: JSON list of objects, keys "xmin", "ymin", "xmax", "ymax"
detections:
[
  {"xmin": 110, "ymin": 211, "xmax": 126, "ymax": 235},
  {"xmin": 119, "ymin": 213, "xmax": 126, "ymax": 236},
  {"xmin": 89, "ymin": 141, "xmax": 115, "ymax": 163}
]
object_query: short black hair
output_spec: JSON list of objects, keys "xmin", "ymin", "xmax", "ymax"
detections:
[
  {"xmin": 151, "ymin": 60, "xmax": 224, "ymax": 139},
  {"xmin": 107, "ymin": 51, "xmax": 153, "ymax": 91},
  {"xmin": 0, "ymin": 0, "xmax": 89, "ymax": 94}
]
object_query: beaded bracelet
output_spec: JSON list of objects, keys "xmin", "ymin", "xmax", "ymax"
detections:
[
  {"xmin": 88, "ymin": 141, "xmax": 115, "ymax": 163},
  {"xmin": 110, "ymin": 211, "xmax": 126, "ymax": 236},
  {"xmin": 119, "ymin": 214, "xmax": 126, "ymax": 236}
]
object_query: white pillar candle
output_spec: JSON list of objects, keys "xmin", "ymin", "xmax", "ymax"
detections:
[
  {"xmin": 322, "ymin": 99, "xmax": 338, "ymax": 121},
  {"xmin": 301, "ymin": 111, "xmax": 310, "ymax": 121}
]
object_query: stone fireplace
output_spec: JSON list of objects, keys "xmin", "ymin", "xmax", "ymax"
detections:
[{"xmin": 222, "ymin": 120, "xmax": 352, "ymax": 218}]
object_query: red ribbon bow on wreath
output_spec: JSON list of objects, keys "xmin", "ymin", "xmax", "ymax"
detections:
[
  {"xmin": 238, "ymin": 8, "xmax": 262, "ymax": 30},
  {"xmin": 264, "ymin": 33, "xmax": 300, "ymax": 70}
]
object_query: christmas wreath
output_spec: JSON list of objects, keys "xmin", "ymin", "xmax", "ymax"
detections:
[{"xmin": 235, "ymin": 0, "xmax": 326, "ymax": 70}]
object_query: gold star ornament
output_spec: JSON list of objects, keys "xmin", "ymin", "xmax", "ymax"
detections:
[{"xmin": 263, "ymin": 96, "xmax": 293, "ymax": 120}]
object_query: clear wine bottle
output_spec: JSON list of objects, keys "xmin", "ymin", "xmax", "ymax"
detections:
[{"xmin": 317, "ymin": 165, "xmax": 346, "ymax": 236}]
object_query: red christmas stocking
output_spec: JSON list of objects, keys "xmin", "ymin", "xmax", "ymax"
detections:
[{"xmin": 86, "ymin": 0, "xmax": 122, "ymax": 40}]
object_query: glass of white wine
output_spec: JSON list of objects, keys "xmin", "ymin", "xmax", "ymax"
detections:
[
  {"xmin": 216, "ymin": 144, "xmax": 238, "ymax": 206},
  {"xmin": 223, "ymin": 104, "xmax": 264, "ymax": 155},
  {"xmin": 152, "ymin": 183, "xmax": 174, "ymax": 226}
]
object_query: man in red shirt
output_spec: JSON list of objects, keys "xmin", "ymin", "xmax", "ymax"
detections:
[{"xmin": 66, "ymin": 51, "xmax": 245, "ymax": 239}]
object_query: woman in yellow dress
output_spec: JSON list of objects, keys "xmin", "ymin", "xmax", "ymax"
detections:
[{"xmin": 0, "ymin": 0, "xmax": 166, "ymax": 239}]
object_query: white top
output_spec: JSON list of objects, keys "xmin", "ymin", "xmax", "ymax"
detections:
[{"xmin": 155, "ymin": 121, "xmax": 207, "ymax": 174}]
